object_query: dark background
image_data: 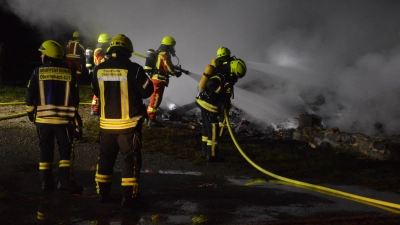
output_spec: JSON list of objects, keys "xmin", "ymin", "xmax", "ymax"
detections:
[
  {"xmin": 0, "ymin": 4, "xmax": 41, "ymax": 85},
  {"xmin": 0, "ymin": 3, "xmax": 92, "ymax": 85}
]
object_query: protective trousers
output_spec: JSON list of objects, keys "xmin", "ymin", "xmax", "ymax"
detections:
[
  {"xmin": 95, "ymin": 129, "xmax": 142, "ymax": 199},
  {"xmin": 37, "ymin": 126, "xmax": 74, "ymax": 186},
  {"xmin": 200, "ymin": 108, "xmax": 220, "ymax": 160},
  {"xmin": 66, "ymin": 58, "xmax": 82, "ymax": 79},
  {"xmin": 147, "ymin": 79, "xmax": 166, "ymax": 121}
]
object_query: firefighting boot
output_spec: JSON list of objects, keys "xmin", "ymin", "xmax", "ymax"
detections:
[
  {"xmin": 40, "ymin": 170, "xmax": 54, "ymax": 191},
  {"xmin": 57, "ymin": 167, "xmax": 83, "ymax": 193},
  {"xmin": 201, "ymin": 140, "xmax": 207, "ymax": 156},
  {"xmin": 205, "ymin": 145, "xmax": 224, "ymax": 163},
  {"xmin": 98, "ymin": 182, "xmax": 112, "ymax": 203},
  {"xmin": 147, "ymin": 119, "xmax": 163, "ymax": 127}
]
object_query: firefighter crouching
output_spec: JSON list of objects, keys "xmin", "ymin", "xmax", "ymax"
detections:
[
  {"xmin": 196, "ymin": 47, "xmax": 247, "ymax": 162},
  {"xmin": 92, "ymin": 34, "xmax": 153, "ymax": 208},
  {"xmin": 26, "ymin": 40, "xmax": 83, "ymax": 192}
]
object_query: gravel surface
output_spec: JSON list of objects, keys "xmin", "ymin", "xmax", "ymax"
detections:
[{"xmin": 0, "ymin": 105, "xmax": 249, "ymax": 179}]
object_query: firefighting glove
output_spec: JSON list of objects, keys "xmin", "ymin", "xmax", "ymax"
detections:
[
  {"xmin": 175, "ymin": 70, "xmax": 182, "ymax": 77},
  {"xmin": 27, "ymin": 112, "xmax": 35, "ymax": 122},
  {"xmin": 74, "ymin": 126, "xmax": 83, "ymax": 140},
  {"xmin": 174, "ymin": 65, "xmax": 182, "ymax": 77}
]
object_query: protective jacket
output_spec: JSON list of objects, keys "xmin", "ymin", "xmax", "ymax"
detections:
[
  {"xmin": 66, "ymin": 40, "xmax": 85, "ymax": 79},
  {"xmin": 93, "ymin": 42, "xmax": 109, "ymax": 66},
  {"xmin": 92, "ymin": 52, "xmax": 153, "ymax": 133},
  {"xmin": 66, "ymin": 40, "xmax": 85, "ymax": 59},
  {"xmin": 26, "ymin": 61, "xmax": 80, "ymax": 125},
  {"xmin": 196, "ymin": 57, "xmax": 236, "ymax": 114},
  {"xmin": 151, "ymin": 51, "xmax": 179, "ymax": 86}
]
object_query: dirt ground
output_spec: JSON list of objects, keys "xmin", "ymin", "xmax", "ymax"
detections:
[{"xmin": 1, "ymin": 105, "xmax": 400, "ymax": 224}]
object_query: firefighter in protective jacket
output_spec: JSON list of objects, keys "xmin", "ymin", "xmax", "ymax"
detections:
[
  {"xmin": 196, "ymin": 47, "xmax": 247, "ymax": 162},
  {"xmin": 146, "ymin": 36, "xmax": 183, "ymax": 127},
  {"xmin": 90, "ymin": 33, "xmax": 111, "ymax": 116},
  {"xmin": 92, "ymin": 34, "xmax": 153, "ymax": 207},
  {"xmin": 66, "ymin": 31, "xmax": 85, "ymax": 80},
  {"xmin": 26, "ymin": 40, "xmax": 83, "ymax": 192}
]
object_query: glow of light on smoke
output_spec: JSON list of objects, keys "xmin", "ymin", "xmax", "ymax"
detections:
[{"xmin": 5, "ymin": 0, "xmax": 400, "ymax": 137}]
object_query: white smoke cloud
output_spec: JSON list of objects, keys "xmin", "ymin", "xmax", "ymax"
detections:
[{"xmin": 5, "ymin": 0, "xmax": 400, "ymax": 136}]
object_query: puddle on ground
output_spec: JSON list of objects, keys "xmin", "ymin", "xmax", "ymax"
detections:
[
  {"xmin": 11, "ymin": 171, "xmax": 400, "ymax": 225},
  {"xmin": 226, "ymin": 176, "xmax": 400, "ymax": 215}
]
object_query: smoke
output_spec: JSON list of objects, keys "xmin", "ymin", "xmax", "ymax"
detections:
[{"xmin": 4, "ymin": 0, "xmax": 400, "ymax": 136}]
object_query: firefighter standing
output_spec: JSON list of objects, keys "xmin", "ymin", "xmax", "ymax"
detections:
[
  {"xmin": 92, "ymin": 34, "xmax": 153, "ymax": 208},
  {"xmin": 66, "ymin": 31, "xmax": 85, "ymax": 81},
  {"xmin": 90, "ymin": 33, "xmax": 111, "ymax": 116},
  {"xmin": 196, "ymin": 47, "xmax": 247, "ymax": 162},
  {"xmin": 146, "ymin": 36, "xmax": 184, "ymax": 127},
  {"xmin": 26, "ymin": 40, "xmax": 83, "ymax": 192}
]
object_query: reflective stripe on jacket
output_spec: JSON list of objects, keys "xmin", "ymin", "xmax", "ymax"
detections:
[
  {"xmin": 152, "ymin": 51, "xmax": 176, "ymax": 85},
  {"xmin": 66, "ymin": 40, "xmax": 85, "ymax": 59},
  {"xmin": 92, "ymin": 56, "xmax": 154, "ymax": 133},
  {"xmin": 26, "ymin": 64, "xmax": 79, "ymax": 125}
]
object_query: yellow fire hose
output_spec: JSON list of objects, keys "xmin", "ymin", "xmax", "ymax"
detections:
[
  {"xmin": 224, "ymin": 110, "xmax": 400, "ymax": 211},
  {"xmin": 132, "ymin": 52, "xmax": 146, "ymax": 59}
]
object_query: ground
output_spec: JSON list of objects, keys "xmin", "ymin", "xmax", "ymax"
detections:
[{"xmin": 1, "ymin": 104, "xmax": 400, "ymax": 224}]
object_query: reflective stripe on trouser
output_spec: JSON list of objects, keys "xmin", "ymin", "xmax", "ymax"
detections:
[
  {"xmin": 147, "ymin": 79, "xmax": 166, "ymax": 120},
  {"xmin": 96, "ymin": 127, "xmax": 143, "ymax": 198},
  {"xmin": 39, "ymin": 162, "xmax": 53, "ymax": 185},
  {"xmin": 95, "ymin": 164, "xmax": 113, "ymax": 195},
  {"xmin": 207, "ymin": 123, "xmax": 218, "ymax": 157},
  {"xmin": 37, "ymin": 125, "xmax": 74, "ymax": 183},
  {"xmin": 199, "ymin": 107, "xmax": 219, "ymax": 158}
]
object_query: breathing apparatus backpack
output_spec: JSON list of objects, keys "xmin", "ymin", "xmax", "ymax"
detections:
[
  {"xmin": 198, "ymin": 57, "xmax": 246, "ymax": 95},
  {"xmin": 144, "ymin": 49, "xmax": 157, "ymax": 76}
]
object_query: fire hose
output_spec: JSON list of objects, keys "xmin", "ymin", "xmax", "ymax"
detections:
[{"xmin": 224, "ymin": 110, "xmax": 400, "ymax": 211}]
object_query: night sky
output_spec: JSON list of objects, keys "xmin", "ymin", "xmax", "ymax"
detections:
[{"xmin": 2, "ymin": 0, "xmax": 400, "ymax": 137}]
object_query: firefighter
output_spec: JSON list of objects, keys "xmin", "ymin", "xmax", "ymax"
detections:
[
  {"xmin": 66, "ymin": 31, "xmax": 85, "ymax": 81},
  {"xmin": 92, "ymin": 34, "xmax": 153, "ymax": 208},
  {"xmin": 26, "ymin": 40, "xmax": 83, "ymax": 192},
  {"xmin": 146, "ymin": 36, "xmax": 184, "ymax": 127},
  {"xmin": 196, "ymin": 47, "xmax": 247, "ymax": 162},
  {"xmin": 90, "ymin": 33, "xmax": 111, "ymax": 116}
]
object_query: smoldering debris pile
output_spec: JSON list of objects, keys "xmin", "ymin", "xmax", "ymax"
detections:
[
  {"xmin": 293, "ymin": 113, "xmax": 400, "ymax": 161},
  {"xmin": 154, "ymin": 102, "xmax": 296, "ymax": 140}
]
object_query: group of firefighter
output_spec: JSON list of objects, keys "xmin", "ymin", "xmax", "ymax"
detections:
[{"xmin": 25, "ymin": 31, "xmax": 247, "ymax": 208}]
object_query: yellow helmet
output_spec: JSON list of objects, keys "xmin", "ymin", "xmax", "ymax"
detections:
[
  {"xmin": 161, "ymin": 36, "xmax": 176, "ymax": 46},
  {"xmin": 110, "ymin": 34, "xmax": 133, "ymax": 53},
  {"xmin": 38, "ymin": 40, "xmax": 64, "ymax": 59},
  {"xmin": 230, "ymin": 59, "xmax": 247, "ymax": 78},
  {"xmin": 98, "ymin": 33, "xmax": 110, "ymax": 43},
  {"xmin": 72, "ymin": 31, "xmax": 80, "ymax": 40},
  {"xmin": 217, "ymin": 47, "xmax": 231, "ymax": 58}
]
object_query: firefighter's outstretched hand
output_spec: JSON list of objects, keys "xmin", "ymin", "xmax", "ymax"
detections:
[
  {"xmin": 74, "ymin": 126, "xmax": 83, "ymax": 140},
  {"xmin": 175, "ymin": 70, "xmax": 182, "ymax": 77}
]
